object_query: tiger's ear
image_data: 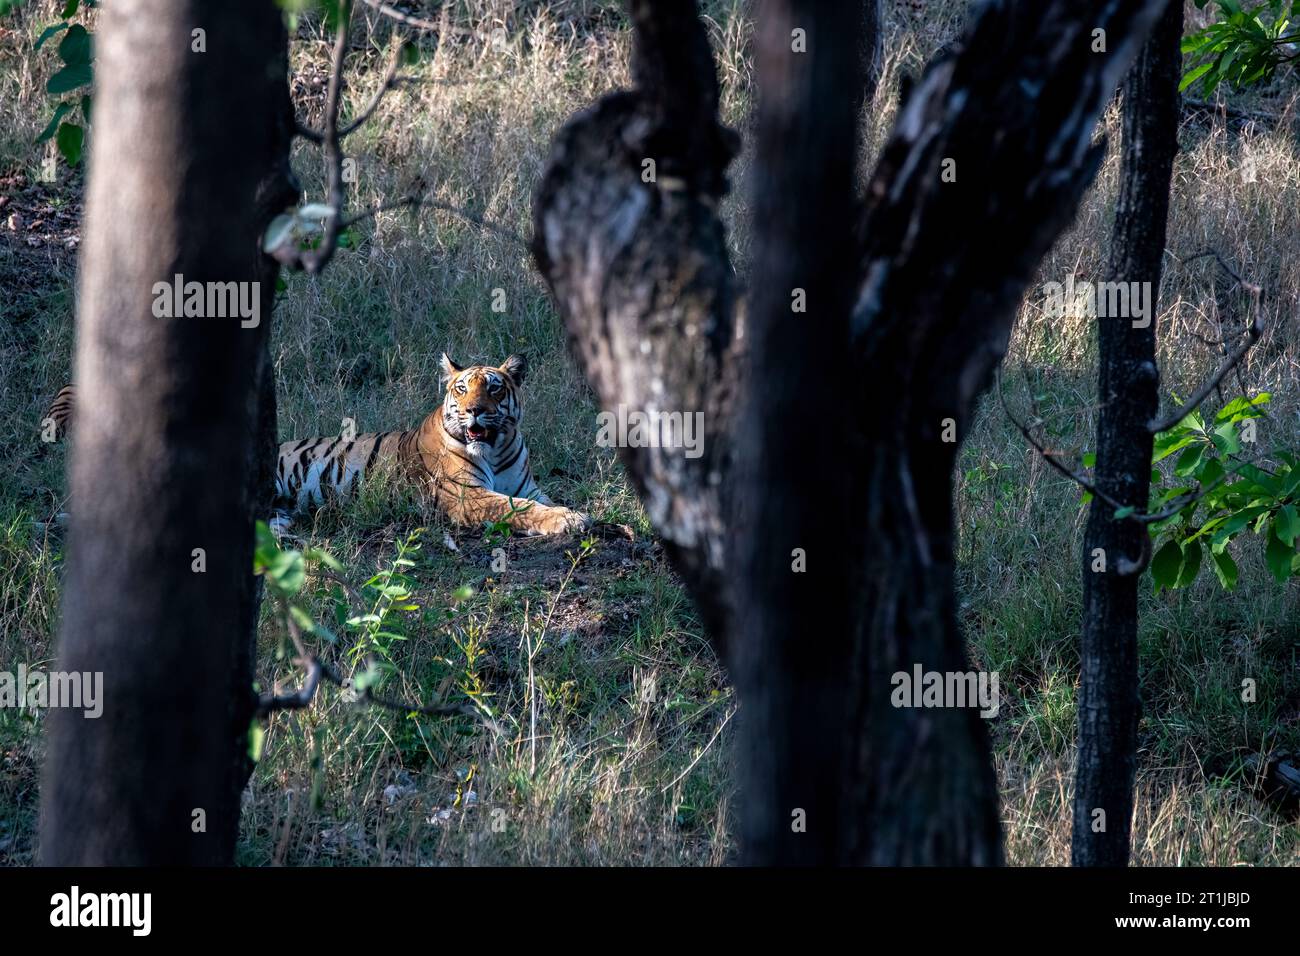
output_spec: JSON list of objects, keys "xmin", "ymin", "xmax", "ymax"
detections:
[
  {"xmin": 439, "ymin": 353, "xmax": 463, "ymax": 382},
  {"xmin": 500, "ymin": 353, "xmax": 527, "ymax": 386}
]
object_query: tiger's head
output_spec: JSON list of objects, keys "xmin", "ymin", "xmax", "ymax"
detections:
[{"xmin": 440, "ymin": 353, "xmax": 527, "ymax": 457}]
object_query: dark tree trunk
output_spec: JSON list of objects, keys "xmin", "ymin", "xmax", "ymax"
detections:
[
  {"xmin": 775, "ymin": 0, "xmax": 1167, "ymax": 865},
  {"xmin": 40, "ymin": 0, "xmax": 295, "ymax": 865},
  {"xmin": 729, "ymin": 0, "xmax": 861, "ymax": 866},
  {"xmin": 534, "ymin": 0, "xmax": 1167, "ymax": 864},
  {"xmin": 1072, "ymin": 0, "xmax": 1182, "ymax": 868}
]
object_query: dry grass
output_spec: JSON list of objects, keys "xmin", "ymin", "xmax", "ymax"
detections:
[{"xmin": 1, "ymin": 0, "xmax": 1298, "ymax": 866}]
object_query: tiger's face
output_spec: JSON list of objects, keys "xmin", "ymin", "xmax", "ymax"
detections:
[{"xmin": 440, "ymin": 353, "xmax": 527, "ymax": 457}]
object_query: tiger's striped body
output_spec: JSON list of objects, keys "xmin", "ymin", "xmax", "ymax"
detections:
[
  {"xmin": 41, "ymin": 384, "xmax": 76, "ymax": 442},
  {"xmin": 43, "ymin": 353, "xmax": 591, "ymax": 537}
]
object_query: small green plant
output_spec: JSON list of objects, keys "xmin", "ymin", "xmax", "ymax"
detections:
[
  {"xmin": 1182, "ymin": 0, "xmax": 1300, "ymax": 96},
  {"xmin": 482, "ymin": 500, "xmax": 535, "ymax": 548},
  {"xmin": 343, "ymin": 527, "xmax": 424, "ymax": 666}
]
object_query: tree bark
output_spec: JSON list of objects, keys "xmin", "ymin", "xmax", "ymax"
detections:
[
  {"xmin": 1072, "ymin": 0, "xmax": 1182, "ymax": 868},
  {"xmin": 532, "ymin": 0, "xmax": 741, "ymax": 645},
  {"xmin": 728, "ymin": 0, "xmax": 862, "ymax": 866},
  {"xmin": 40, "ymin": 0, "xmax": 295, "ymax": 865},
  {"xmin": 534, "ymin": 0, "xmax": 1168, "ymax": 864}
]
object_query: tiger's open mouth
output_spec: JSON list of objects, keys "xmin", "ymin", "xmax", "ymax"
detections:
[{"xmin": 465, "ymin": 423, "xmax": 494, "ymax": 443}]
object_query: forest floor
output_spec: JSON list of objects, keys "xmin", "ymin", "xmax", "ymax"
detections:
[{"xmin": 1, "ymin": 0, "xmax": 1298, "ymax": 865}]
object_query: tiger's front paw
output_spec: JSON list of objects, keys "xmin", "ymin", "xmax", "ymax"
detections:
[{"xmin": 537, "ymin": 506, "xmax": 592, "ymax": 535}]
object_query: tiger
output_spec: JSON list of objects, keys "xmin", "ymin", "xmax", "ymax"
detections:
[{"xmin": 40, "ymin": 353, "xmax": 594, "ymax": 537}]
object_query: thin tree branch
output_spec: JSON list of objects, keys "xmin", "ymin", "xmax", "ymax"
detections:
[
  {"xmin": 359, "ymin": 0, "xmax": 468, "ymax": 35},
  {"xmin": 997, "ymin": 368, "xmax": 1239, "ymax": 528},
  {"xmin": 338, "ymin": 192, "xmax": 527, "ymax": 247},
  {"xmin": 338, "ymin": 36, "xmax": 408, "ymax": 137},
  {"xmin": 1182, "ymin": 98, "xmax": 1285, "ymax": 123},
  {"xmin": 1148, "ymin": 251, "xmax": 1264, "ymax": 433},
  {"xmin": 300, "ymin": 0, "xmax": 355, "ymax": 275},
  {"xmin": 282, "ymin": 3, "xmax": 481, "ymax": 270},
  {"xmin": 258, "ymin": 659, "xmax": 323, "ymax": 714}
]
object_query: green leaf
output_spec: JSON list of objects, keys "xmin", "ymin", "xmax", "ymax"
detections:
[
  {"xmin": 1264, "ymin": 522, "xmax": 1294, "ymax": 583},
  {"xmin": 1174, "ymin": 442, "xmax": 1206, "ymax": 477},
  {"xmin": 58, "ymin": 23, "xmax": 91, "ymax": 66},
  {"xmin": 247, "ymin": 720, "xmax": 266, "ymax": 762},
  {"xmin": 79, "ymin": 92, "xmax": 92, "ymax": 125},
  {"xmin": 1181, "ymin": 62, "xmax": 1215, "ymax": 91},
  {"xmin": 60, "ymin": 0, "xmax": 80, "ymax": 16},
  {"xmin": 1186, "ymin": 514, "xmax": 1228, "ymax": 543},
  {"xmin": 1153, "ymin": 429, "xmax": 1197, "ymax": 463},
  {"xmin": 289, "ymin": 603, "xmax": 317, "ymax": 634},
  {"xmin": 1210, "ymin": 547, "xmax": 1239, "ymax": 590},
  {"xmin": 1210, "ymin": 505, "xmax": 1270, "ymax": 551},
  {"xmin": 1215, "ymin": 393, "xmax": 1270, "ymax": 423},
  {"xmin": 304, "ymin": 546, "xmax": 343, "ymax": 571},
  {"xmin": 1175, "ymin": 539, "xmax": 1203, "ymax": 588},
  {"xmin": 47, "ymin": 62, "xmax": 92, "ymax": 93},
  {"xmin": 1275, "ymin": 504, "xmax": 1299, "ymax": 547},
  {"xmin": 1198, "ymin": 456, "xmax": 1225, "ymax": 489},
  {"xmin": 353, "ymin": 662, "xmax": 384, "ymax": 692},
  {"xmin": 55, "ymin": 122, "xmax": 83, "ymax": 165},
  {"xmin": 1113, "ymin": 505, "xmax": 1137, "ymax": 520},
  {"xmin": 35, "ymin": 101, "xmax": 74, "ymax": 142},
  {"xmin": 1153, "ymin": 485, "xmax": 1193, "ymax": 507},
  {"xmin": 1211, "ymin": 421, "xmax": 1241, "ymax": 456},
  {"xmin": 1150, "ymin": 539, "xmax": 1184, "ymax": 593},
  {"xmin": 268, "ymin": 550, "xmax": 306, "ymax": 595},
  {"xmin": 1082, "ymin": 452, "xmax": 1096, "ymax": 468},
  {"xmin": 254, "ymin": 520, "xmax": 279, "ymax": 563},
  {"xmin": 34, "ymin": 22, "xmax": 68, "ymax": 50},
  {"xmin": 1236, "ymin": 463, "xmax": 1280, "ymax": 495}
]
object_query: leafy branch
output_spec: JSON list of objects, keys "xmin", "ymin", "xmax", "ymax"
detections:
[
  {"xmin": 1182, "ymin": 0, "xmax": 1300, "ymax": 96},
  {"xmin": 32, "ymin": 0, "xmax": 97, "ymax": 167}
]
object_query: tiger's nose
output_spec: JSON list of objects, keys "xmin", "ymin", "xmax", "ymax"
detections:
[{"xmin": 466, "ymin": 403, "xmax": 487, "ymax": 417}]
